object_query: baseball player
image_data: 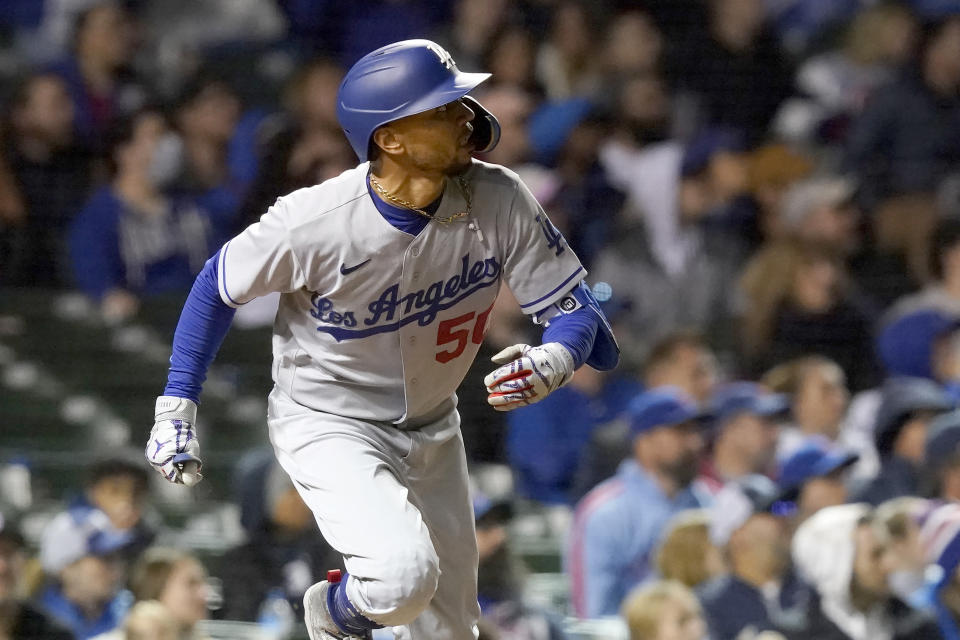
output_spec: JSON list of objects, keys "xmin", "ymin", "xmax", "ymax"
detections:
[{"xmin": 146, "ymin": 39, "xmax": 618, "ymax": 640}]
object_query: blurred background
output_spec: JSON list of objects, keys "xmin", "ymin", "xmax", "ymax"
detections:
[{"xmin": 5, "ymin": 1, "xmax": 960, "ymax": 639}]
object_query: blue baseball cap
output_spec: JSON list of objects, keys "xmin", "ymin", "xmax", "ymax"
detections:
[
  {"xmin": 779, "ymin": 443, "xmax": 859, "ymax": 493},
  {"xmin": 710, "ymin": 382, "xmax": 789, "ymax": 429},
  {"xmin": 681, "ymin": 128, "xmax": 746, "ymax": 177},
  {"xmin": 876, "ymin": 308, "xmax": 960, "ymax": 379},
  {"xmin": 626, "ymin": 387, "xmax": 701, "ymax": 437}
]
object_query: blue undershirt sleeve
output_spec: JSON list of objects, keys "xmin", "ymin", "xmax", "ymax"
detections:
[
  {"xmin": 543, "ymin": 307, "xmax": 598, "ymax": 370},
  {"xmin": 163, "ymin": 249, "xmax": 236, "ymax": 403}
]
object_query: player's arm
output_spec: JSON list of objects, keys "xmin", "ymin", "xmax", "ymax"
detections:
[
  {"xmin": 147, "ymin": 197, "xmax": 306, "ymax": 485},
  {"xmin": 484, "ymin": 281, "xmax": 619, "ymax": 411},
  {"xmin": 485, "ymin": 176, "xmax": 619, "ymax": 411},
  {"xmin": 146, "ymin": 250, "xmax": 235, "ymax": 485}
]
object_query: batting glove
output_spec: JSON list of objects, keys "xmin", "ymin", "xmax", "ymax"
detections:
[
  {"xmin": 484, "ymin": 342, "xmax": 575, "ymax": 412},
  {"xmin": 145, "ymin": 396, "xmax": 203, "ymax": 486}
]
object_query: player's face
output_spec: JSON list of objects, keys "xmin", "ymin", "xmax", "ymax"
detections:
[{"xmin": 386, "ymin": 98, "xmax": 476, "ymax": 175}]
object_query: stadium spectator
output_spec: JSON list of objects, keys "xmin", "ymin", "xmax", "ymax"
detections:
[
  {"xmin": 738, "ymin": 237, "xmax": 879, "ymax": 390},
  {"xmin": 778, "ymin": 177, "xmax": 860, "ymax": 256},
  {"xmin": 857, "ymin": 377, "xmax": 953, "ymax": 505},
  {"xmin": 216, "ymin": 450, "xmax": 339, "ymax": 621},
  {"xmin": 572, "ymin": 331, "xmax": 718, "ymax": 501},
  {"xmin": 697, "ymin": 476, "xmax": 804, "ymax": 640},
  {"xmin": 745, "ymin": 143, "xmax": 814, "ymax": 248},
  {"xmin": 890, "ymin": 217, "xmax": 960, "ymax": 317},
  {"xmin": 609, "ymin": 73, "xmax": 672, "ymax": 149},
  {"xmin": 601, "ymin": 10, "xmax": 664, "ymax": 80},
  {"xmin": 697, "ymin": 383, "xmax": 787, "ymax": 495},
  {"xmin": 668, "ymin": 0, "xmax": 793, "ymax": 143},
  {"xmin": 642, "ymin": 332, "xmax": 719, "ymax": 408},
  {"xmin": 470, "ymin": 86, "xmax": 536, "ymax": 170},
  {"xmin": 763, "ymin": 355, "xmax": 850, "ymax": 461},
  {"xmin": 773, "ymin": 2, "xmax": 918, "ymax": 145},
  {"xmin": 239, "ymin": 58, "xmax": 353, "ymax": 231},
  {"xmin": 69, "ymin": 108, "xmax": 219, "ymax": 322},
  {"xmin": 656, "ymin": 510, "xmax": 724, "ymax": 590},
  {"xmin": 922, "ymin": 410, "xmax": 960, "ymax": 499},
  {"xmin": 37, "ymin": 508, "xmax": 135, "ymax": 640},
  {"xmin": 0, "ymin": 71, "xmax": 93, "ymax": 288},
  {"xmin": 621, "ymin": 580, "xmax": 708, "ymax": 640},
  {"xmin": 535, "ymin": 2, "xmax": 603, "ymax": 100},
  {"xmin": 873, "ymin": 497, "xmax": 931, "ymax": 609},
  {"xmin": 473, "ymin": 493, "xmax": 567, "ymax": 640},
  {"xmin": 567, "ymin": 387, "xmax": 709, "ymax": 617},
  {"xmin": 48, "ymin": 2, "xmax": 143, "ymax": 149},
  {"xmin": 776, "ymin": 442, "xmax": 858, "ymax": 525},
  {"xmin": 170, "ymin": 75, "xmax": 247, "ymax": 245},
  {"xmin": 433, "ymin": 0, "xmax": 509, "ymax": 74},
  {"xmin": 544, "ymin": 113, "xmax": 626, "ymax": 271},
  {"xmin": 595, "ymin": 130, "xmax": 748, "ymax": 362},
  {"xmin": 482, "ymin": 26, "xmax": 541, "ymax": 96},
  {"xmin": 791, "ymin": 504, "xmax": 942, "ymax": 640},
  {"xmin": 117, "ymin": 548, "xmax": 209, "ymax": 640},
  {"xmin": 0, "ymin": 513, "xmax": 73, "ymax": 640},
  {"xmin": 506, "ymin": 364, "xmax": 641, "ymax": 505},
  {"xmin": 79, "ymin": 458, "xmax": 154, "ymax": 561},
  {"xmin": 844, "ymin": 13, "xmax": 960, "ymax": 209}
]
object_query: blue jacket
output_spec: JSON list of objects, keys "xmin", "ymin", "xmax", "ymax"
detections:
[
  {"xmin": 507, "ymin": 376, "xmax": 640, "ymax": 504},
  {"xmin": 39, "ymin": 585, "xmax": 130, "ymax": 640},
  {"xmin": 565, "ymin": 460, "xmax": 708, "ymax": 617},
  {"xmin": 69, "ymin": 186, "xmax": 216, "ymax": 299},
  {"xmin": 698, "ymin": 573, "xmax": 809, "ymax": 640}
]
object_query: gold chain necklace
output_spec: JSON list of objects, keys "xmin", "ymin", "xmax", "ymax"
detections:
[{"xmin": 369, "ymin": 174, "xmax": 471, "ymax": 224}]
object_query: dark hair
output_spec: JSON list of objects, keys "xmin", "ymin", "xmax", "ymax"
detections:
[
  {"xmin": 103, "ymin": 107, "xmax": 166, "ymax": 175},
  {"xmin": 643, "ymin": 330, "xmax": 707, "ymax": 377},
  {"xmin": 88, "ymin": 456, "xmax": 149, "ymax": 495},
  {"xmin": 174, "ymin": 72, "xmax": 238, "ymax": 112},
  {"xmin": 930, "ymin": 217, "xmax": 960, "ymax": 280}
]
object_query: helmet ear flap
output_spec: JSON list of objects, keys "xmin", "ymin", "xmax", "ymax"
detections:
[{"xmin": 462, "ymin": 95, "xmax": 500, "ymax": 154}]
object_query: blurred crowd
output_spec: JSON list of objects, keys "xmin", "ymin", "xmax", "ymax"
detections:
[{"xmin": 6, "ymin": 0, "xmax": 960, "ymax": 639}]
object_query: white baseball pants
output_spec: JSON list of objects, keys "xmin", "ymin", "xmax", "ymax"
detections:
[{"xmin": 267, "ymin": 387, "xmax": 480, "ymax": 639}]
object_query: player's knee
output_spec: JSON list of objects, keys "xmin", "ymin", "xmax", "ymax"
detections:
[{"xmin": 374, "ymin": 541, "xmax": 440, "ymax": 624}]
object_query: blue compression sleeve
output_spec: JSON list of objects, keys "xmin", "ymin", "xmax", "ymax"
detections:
[
  {"xmin": 543, "ymin": 306, "xmax": 599, "ymax": 370},
  {"xmin": 163, "ymin": 250, "xmax": 236, "ymax": 403}
]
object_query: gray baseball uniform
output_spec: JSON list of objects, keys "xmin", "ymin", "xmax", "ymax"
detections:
[{"xmin": 217, "ymin": 159, "xmax": 583, "ymax": 638}]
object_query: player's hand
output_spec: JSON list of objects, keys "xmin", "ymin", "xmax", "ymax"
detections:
[
  {"xmin": 145, "ymin": 396, "xmax": 203, "ymax": 486},
  {"xmin": 484, "ymin": 342, "xmax": 575, "ymax": 411}
]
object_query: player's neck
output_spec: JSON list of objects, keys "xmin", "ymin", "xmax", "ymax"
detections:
[{"xmin": 370, "ymin": 159, "xmax": 445, "ymax": 208}]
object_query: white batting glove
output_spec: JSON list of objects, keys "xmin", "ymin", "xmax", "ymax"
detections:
[
  {"xmin": 145, "ymin": 396, "xmax": 203, "ymax": 486},
  {"xmin": 484, "ymin": 343, "xmax": 575, "ymax": 412}
]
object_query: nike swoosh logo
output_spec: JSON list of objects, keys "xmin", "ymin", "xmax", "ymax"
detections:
[{"xmin": 339, "ymin": 259, "xmax": 371, "ymax": 275}]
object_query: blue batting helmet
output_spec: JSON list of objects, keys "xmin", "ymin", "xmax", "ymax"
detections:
[{"xmin": 336, "ymin": 39, "xmax": 491, "ymax": 162}]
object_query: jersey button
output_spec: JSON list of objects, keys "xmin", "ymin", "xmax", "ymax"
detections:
[
  {"xmin": 412, "ymin": 272, "xmax": 421, "ymax": 281},
  {"xmin": 412, "ymin": 247, "xmax": 421, "ymax": 256},
  {"xmin": 409, "ymin": 336, "xmax": 416, "ymax": 345},
  {"xmin": 410, "ymin": 377, "xmax": 418, "ymax": 385}
]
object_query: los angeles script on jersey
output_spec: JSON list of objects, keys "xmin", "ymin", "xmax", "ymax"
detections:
[{"xmin": 310, "ymin": 253, "xmax": 501, "ymax": 341}]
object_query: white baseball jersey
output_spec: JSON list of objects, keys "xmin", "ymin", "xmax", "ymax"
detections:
[{"xmin": 218, "ymin": 159, "xmax": 584, "ymax": 422}]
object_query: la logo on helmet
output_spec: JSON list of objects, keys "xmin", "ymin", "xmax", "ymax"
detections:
[{"xmin": 427, "ymin": 43, "xmax": 455, "ymax": 70}]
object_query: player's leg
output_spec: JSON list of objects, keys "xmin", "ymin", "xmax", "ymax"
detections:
[
  {"xmin": 395, "ymin": 410, "xmax": 481, "ymax": 640},
  {"xmin": 266, "ymin": 388, "xmax": 440, "ymax": 632}
]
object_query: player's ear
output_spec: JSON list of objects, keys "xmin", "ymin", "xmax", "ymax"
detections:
[{"xmin": 371, "ymin": 126, "xmax": 403, "ymax": 157}]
